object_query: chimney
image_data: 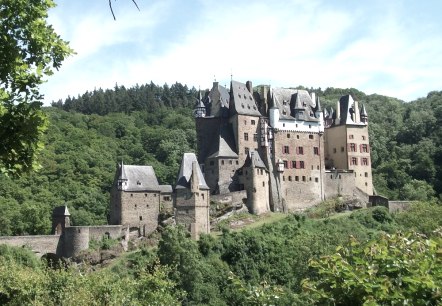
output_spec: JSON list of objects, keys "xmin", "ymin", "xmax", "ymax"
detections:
[{"xmin": 246, "ymin": 81, "xmax": 253, "ymax": 93}]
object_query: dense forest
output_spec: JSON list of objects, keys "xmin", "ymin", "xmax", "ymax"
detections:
[{"xmin": 0, "ymin": 82, "xmax": 441, "ymax": 235}]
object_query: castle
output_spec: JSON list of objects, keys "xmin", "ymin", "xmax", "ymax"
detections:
[
  {"xmin": 194, "ymin": 80, "xmax": 372, "ymax": 215},
  {"xmin": 0, "ymin": 79, "xmax": 373, "ymax": 256}
]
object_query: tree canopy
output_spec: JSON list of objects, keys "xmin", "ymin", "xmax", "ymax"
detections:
[{"xmin": 0, "ymin": 0, "xmax": 73, "ymax": 175}]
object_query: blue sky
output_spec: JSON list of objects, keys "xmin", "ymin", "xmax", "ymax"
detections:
[{"xmin": 40, "ymin": 0, "xmax": 442, "ymax": 104}]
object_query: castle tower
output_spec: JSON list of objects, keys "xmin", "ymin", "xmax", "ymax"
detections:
[
  {"xmin": 52, "ymin": 205, "xmax": 70, "ymax": 235},
  {"xmin": 193, "ymin": 90, "xmax": 206, "ymax": 118},
  {"xmin": 324, "ymin": 94, "xmax": 373, "ymax": 195},
  {"xmin": 174, "ymin": 153, "xmax": 210, "ymax": 239},
  {"xmin": 110, "ymin": 162, "xmax": 168, "ymax": 236},
  {"xmin": 241, "ymin": 151, "xmax": 270, "ymax": 215}
]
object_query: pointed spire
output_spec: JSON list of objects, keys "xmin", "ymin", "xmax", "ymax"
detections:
[
  {"xmin": 360, "ymin": 103, "xmax": 368, "ymax": 123},
  {"xmin": 315, "ymin": 95, "xmax": 322, "ymax": 112},
  {"xmin": 360, "ymin": 103, "xmax": 368, "ymax": 117}
]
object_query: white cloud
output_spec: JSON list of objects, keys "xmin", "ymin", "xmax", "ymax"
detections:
[{"xmin": 41, "ymin": 0, "xmax": 442, "ymax": 104}]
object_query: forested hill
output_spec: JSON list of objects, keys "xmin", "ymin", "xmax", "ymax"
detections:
[
  {"xmin": 51, "ymin": 82, "xmax": 198, "ymax": 115},
  {"xmin": 0, "ymin": 82, "xmax": 440, "ymax": 236}
]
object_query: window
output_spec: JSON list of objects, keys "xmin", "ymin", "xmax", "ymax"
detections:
[
  {"xmin": 315, "ymin": 177, "xmax": 319, "ymax": 182},
  {"xmin": 309, "ymin": 124, "xmax": 311, "ymax": 129},
  {"xmin": 333, "ymin": 148, "xmax": 337, "ymax": 153},
  {"xmin": 283, "ymin": 160, "xmax": 288, "ymax": 169},
  {"xmin": 299, "ymin": 161, "xmax": 305, "ymax": 169},
  {"xmin": 309, "ymin": 134, "xmax": 313, "ymax": 139},
  {"xmin": 287, "ymin": 133, "xmax": 290, "ymax": 138},
  {"xmin": 361, "ymin": 144, "xmax": 369, "ymax": 153},
  {"xmin": 313, "ymin": 147, "xmax": 319, "ymax": 155},
  {"xmin": 263, "ymin": 181, "xmax": 265, "ymax": 187},
  {"xmin": 349, "ymin": 134, "xmax": 354, "ymax": 139},
  {"xmin": 341, "ymin": 147, "xmax": 345, "ymax": 152},
  {"xmin": 229, "ymin": 160, "xmax": 233, "ymax": 165},
  {"xmin": 245, "ymin": 147, "xmax": 249, "ymax": 154},
  {"xmin": 295, "ymin": 176, "xmax": 299, "ymax": 181},
  {"xmin": 251, "ymin": 120, "xmax": 256, "ymax": 125},
  {"xmin": 139, "ymin": 216, "xmax": 143, "ymax": 221},
  {"xmin": 365, "ymin": 172, "xmax": 368, "ymax": 177},
  {"xmin": 283, "ymin": 176, "xmax": 285, "ymax": 181},
  {"xmin": 283, "ymin": 146, "xmax": 290, "ymax": 154},
  {"xmin": 296, "ymin": 135, "xmax": 299, "ymax": 139},
  {"xmin": 244, "ymin": 133, "xmax": 249, "ymax": 141},
  {"xmin": 362, "ymin": 158, "xmax": 369, "ymax": 166},
  {"xmin": 202, "ymin": 193, "xmax": 204, "ymax": 200},
  {"xmin": 136, "ymin": 180, "xmax": 141, "ymax": 185},
  {"xmin": 297, "ymin": 146, "xmax": 304, "ymax": 155},
  {"xmin": 350, "ymin": 143, "xmax": 357, "ymax": 152},
  {"xmin": 362, "ymin": 135, "xmax": 366, "ymax": 140},
  {"xmin": 221, "ymin": 160, "xmax": 224, "ymax": 165},
  {"xmin": 291, "ymin": 161, "xmax": 297, "ymax": 168},
  {"xmin": 163, "ymin": 196, "xmax": 170, "ymax": 201},
  {"xmin": 253, "ymin": 134, "xmax": 258, "ymax": 141},
  {"xmin": 236, "ymin": 160, "xmax": 239, "ymax": 165},
  {"xmin": 351, "ymin": 157, "xmax": 358, "ymax": 165},
  {"xmin": 302, "ymin": 176, "xmax": 306, "ymax": 182},
  {"xmin": 144, "ymin": 194, "xmax": 147, "ymax": 197},
  {"xmin": 288, "ymin": 176, "xmax": 292, "ymax": 181},
  {"xmin": 244, "ymin": 120, "xmax": 247, "ymax": 125}
]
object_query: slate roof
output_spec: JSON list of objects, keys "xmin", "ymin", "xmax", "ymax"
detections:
[
  {"xmin": 271, "ymin": 88, "xmax": 319, "ymax": 122},
  {"xmin": 230, "ymin": 80, "xmax": 261, "ymax": 116},
  {"xmin": 53, "ymin": 206, "xmax": 70, "ymax": 216},
  {"xmin": 159, "ymin": 185, "xmax": 173, "ymax": 193},
  {"xmin": 360, "ymin": 103, "xmax": 368, "ymax": 117},
  {"xmin": 205, "ymin": 83, "xmax": 230, "ymax": 117},
  {"xmin": 175, "ymin": 153, "xmax": 209, "ymax": 190},
  {"xmin": 118, "ymin": 164, "xmax": 163, "ymax": 192},
  {"xmin": 207, "ymin": 124, "xmax": 238, "ymax": 159},
  {"xmin": 243, "ymin": 150, "xmax": 267, "ymax": 170}
]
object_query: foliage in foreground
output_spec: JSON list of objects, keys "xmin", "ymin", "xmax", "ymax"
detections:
[
  {"xmin": 0, "ymin": 202, "xmax": 441, "ymax": 305},
  {"xmin": 303, "ymin": 229, "xmax": 442, "ymax": 305},
  {"xmin": 0, "ymin": 0, "xmax": 73, "ymax": 175}
]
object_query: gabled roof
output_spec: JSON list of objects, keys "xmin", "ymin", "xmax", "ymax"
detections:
[
  {"xmin": 271, "ymin": 87, "xmax": 319, "ymax": 122},
  {"xmin": 243, "ymin": 150, "xmax": 267, "ymax": 170},
  {"xmin": 175, "ymin": 153, "xmax": 209, "ymax": 190},
  {"xmin": 207, "ymin": 124, "xmax": 238, "ymax": 159},
  {"xmin": 230, "ymin": 80, "xmax": 261, "ymax": 116},
  {"xmin": 117, "ymin": 164, "xmax": 162, "ymax": 192}
]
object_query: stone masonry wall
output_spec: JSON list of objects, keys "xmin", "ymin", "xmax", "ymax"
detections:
[{"xmin": 0, "ymin": 235, "xmax": 61, "ymax": 257}]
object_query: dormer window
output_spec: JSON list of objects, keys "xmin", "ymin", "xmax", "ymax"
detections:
[{"xmin": 137, "ymin": 181, "xmax": 141, "ymax": 185}]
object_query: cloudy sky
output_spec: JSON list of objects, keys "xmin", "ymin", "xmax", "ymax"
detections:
[{"xmin": 40, "ymin": 0, "xmax": 442, "ymax": 105}]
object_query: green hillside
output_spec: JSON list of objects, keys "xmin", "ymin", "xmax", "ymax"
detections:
[{"xmin": 1, "ymin": 83, "xmax": 441, "ymax": 235}]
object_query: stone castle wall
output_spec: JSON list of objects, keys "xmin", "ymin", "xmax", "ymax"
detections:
[{"xmin": 0, "ymin": 235, "xmax": 61, "ymax": 257}]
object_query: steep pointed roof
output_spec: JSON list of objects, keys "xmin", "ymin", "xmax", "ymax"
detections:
[
  {"xmin": 230, "ymin": 80, "xmax": 261, "ymax": 116},
  {"xmin": 52, "ymin": 205, "xmax": 70, "ymax": 216},
  {"xmin": 243, "ymin": 150, "xmax": 267, "ymax": 170},
  {"xmin": 360, "ymin": 103, "xmax": 368, "ymax": 117},
  {"xmin": 175, "ymin": 153, "xmax": 209, "ymax": 190},
  {"xmin": 116, "ymin": 164, "xmax": 162, "ymax": 191},
  {"xmin": 207, "ymin": 124, "xmax": 238, "ymax": 159},
  {"xmin": 315, "ymin": 96, "xmax": 322, "ymax": 112}
]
